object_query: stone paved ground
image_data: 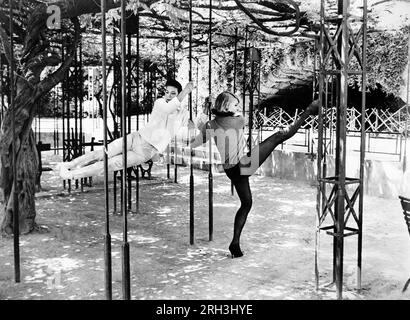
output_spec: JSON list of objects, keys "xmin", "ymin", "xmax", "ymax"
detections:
[{"xmin": 1, "ymin": 152, "xmax": 410, "ymax": 300}]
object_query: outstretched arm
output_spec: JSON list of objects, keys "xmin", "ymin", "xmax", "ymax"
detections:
[
  {"xmin": 177, "ymin": 81, "xmax": 194, "ymax": 102},
  {"xmin": 188, "ymin": 122, "xmax": 210, "ymax": 148}
]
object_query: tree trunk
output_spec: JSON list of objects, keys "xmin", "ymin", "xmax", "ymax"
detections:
[
  {"xmin": 0, "ymin": 0, "xmax": 123, "ymax": 235},
  {"xmin": 0, "ymin": 126, "xmax": 38, "ymax": 235}
]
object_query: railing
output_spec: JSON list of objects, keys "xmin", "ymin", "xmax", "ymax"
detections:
[{"xmin": 251, "ymin": 105, "xmax": 409, "ymax": 159}]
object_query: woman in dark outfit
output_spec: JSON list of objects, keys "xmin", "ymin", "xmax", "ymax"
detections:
[{"xmin": 190, "ymin": 92, "xmax": 319, "ymax": 258}]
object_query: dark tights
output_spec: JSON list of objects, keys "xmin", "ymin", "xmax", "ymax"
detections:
[{"xmin": 224, "ymin": 106, "xmax": 315, "ymax": 257}]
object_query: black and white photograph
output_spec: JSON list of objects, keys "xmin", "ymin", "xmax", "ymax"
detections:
[{"xmin": 0, "ymin": 0, "xmax": 410, "ymax": 309}]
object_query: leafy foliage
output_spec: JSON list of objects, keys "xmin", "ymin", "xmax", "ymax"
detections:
[{"xmin": 366, "ymin": 26, "xmax": 410, "ymax": 96}]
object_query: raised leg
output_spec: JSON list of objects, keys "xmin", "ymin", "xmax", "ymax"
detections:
[
  {"xmin": 240, "ymin": 100, "xmax": 319, "ymax": 176},
  {"xmin": 66, "ymin": 150, "xmax": 149, "ymax": 180},
  {"xmin": 65, "ymin": 149, "xmax": 104, "ymax": 169}
]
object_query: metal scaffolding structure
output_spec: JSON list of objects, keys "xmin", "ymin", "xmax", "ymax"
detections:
[
  {"xmin": 61, "ymin": 39, "xmax": 85, "ymax": 192},
  {"xmin": 315, "ymin": 0, "xmax": 367, "ymax": 300},
  {"xmin": 2, "ymin": 0, "xmax": 380, "ymax": 301}
]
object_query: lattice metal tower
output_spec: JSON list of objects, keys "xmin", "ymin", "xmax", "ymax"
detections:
[{"xmin": 315, "ymin": 0, "xmax": 367, "ymax": 299}]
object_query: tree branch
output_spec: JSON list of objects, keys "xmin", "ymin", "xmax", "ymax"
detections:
[
  {"xmin": 0, "ymin": 11, "xmax": 26, "ymax": 40},
  {"xmin": 0, "ymin": 23, "xmax": 12, "ymax": 64},
  {"xmin": 37, "ymin": 17, "xmax": 81, "ymax": 96},
  {"xmin": 233, "ymin": 0, "xmax": 301, "ymax": 36}
]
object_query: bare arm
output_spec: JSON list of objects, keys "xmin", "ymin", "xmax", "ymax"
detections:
[
  {"xmin": 177, "ymin": 81, "xmax": 194, "ymax": 102},
  {"xmin": 189, "ymin": 122, "xmax": 211, "ymax": 148}
]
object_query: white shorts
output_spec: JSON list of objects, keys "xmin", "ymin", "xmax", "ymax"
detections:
[{"xmin": 107, "ymin": 132, "xmax": 158, "ymax": 171}]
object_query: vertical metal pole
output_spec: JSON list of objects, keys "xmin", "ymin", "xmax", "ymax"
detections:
[
  {"xmin": 173, "ymin": 39, "xmax": 176, "ymax": 78},
  {"xmin": 0, "ymin": 54, "xmax": 3, "ymax": 125},
  {"xmin": 113, "ymin": 26, "xmax": 118, "ymax": 138},
  {"xmin": 231, "ymin": 27, "xmax": 238, "ymax": 197},
  {"xmin": 174, "ymin": 134, "xmax": 178, "ymax": 183},
  {"xmin": 101, "ymin": 0, "xmax": 112, "ymax": 300},
  {"xmin": 208, "ymin": 0, "xmax": 214, "ymax": 242},
  {"xmin": 74, "ymin": 48, "xmax": 79, "ymax": 190},
  {"xmin": 404, "ymin": 30, "xmax": 410, "ymax": 173},
  {"xmin": 165, "ymin": 39, "xmax": 169, "ymax": 80},
  {"xmin": 316, "ymin": 11, "xmax": 325, "ymax": 289},
  {"xmin": 357, "ymin": 0, "xmax": 367, "ymax": 291},
  {"xmin": 166, "ymin": 39, "xmax": 170, "ymax": 180},
  {"xmin": 173, "ymin": 39, "xmax": 178, "ymax": 183},
  {"xmin": 9, "ymin": 1, "xmax": 20, "ymax": 283},
  {"xmin": 127, "ymin": 33, "xmax": 132, "ymax": 212},
  {"xmin": 189, "ymin": 0, "xmax": 195, "ymax": 245},
  {"xmin": 79, "ymin": 42, "xmax": 84, "ymax": 192},
  {"xmin": 195, "ymin": 58, "xmax": 199, "ymax": 117},
  {"xmin": 242, "ymin": 27, "xmax": 248, "ymax": 117},
  {"xmin": 257, "ymin": 51, "xmax": 262, "ymax": 144},
  {"xmin": 136, "ymin": 7, "xmax": 140, "ymax": 213},
  {"xmin": 127, "ymin": 34, "xmax": 132, "ymax": 134},
  {"xmin": 335, "ymin": 0, "xmax": 349, "ymax": 300},
  {"xmin": 62, "ymin": 42, "xmax": 66, "ymax": 189},
  {"xmin": 333, "ymin": 75, "xmax": 339, "ymax": 284},
  {"xmin": 233, "ymin": 27, "xmax": 238, "ymax": 93},
  {"xmin": 249, "ymin": 56, "xmax": 254, "ymax": 150},
  {"xmin": 67, "ymin": 36, "xmax": 72, "ymax": 193},
  {"xmin": 120, "ymin": 0, "xmax": 131, "ymax": 300},
  {"xmin": 56, "ymin": 87, "xmax": 60, "ymax": 155}
]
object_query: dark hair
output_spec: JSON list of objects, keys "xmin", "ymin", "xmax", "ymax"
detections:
[{"xmin": 165, "ymin": 79, "xmax": 182, "ymax": 93}]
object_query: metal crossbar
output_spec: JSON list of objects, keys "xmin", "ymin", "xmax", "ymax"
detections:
[{"xmin": 398, "ymin": 195, "xmax": 410, "ymax": 292}]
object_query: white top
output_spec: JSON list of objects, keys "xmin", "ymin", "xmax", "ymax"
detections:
[
  {"xmin": 139, "ymin": 97, "xmax": 184, "ymax": 153},
  {"xmin": 139, "ymin": 96, "xmax": 207, "ymax": 153}
]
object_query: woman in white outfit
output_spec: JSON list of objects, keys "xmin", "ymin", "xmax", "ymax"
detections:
[{"xmin": 58, "ymin": 79, "xmax": 194, "ymax": 180}]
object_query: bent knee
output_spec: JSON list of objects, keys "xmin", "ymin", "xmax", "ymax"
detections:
[{"xmin": 241, "ymin": 198, "xmax": 253, "ymax": 211}]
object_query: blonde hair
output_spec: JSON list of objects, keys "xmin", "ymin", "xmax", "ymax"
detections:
[{"xmin": 212, "ymin": 92, "xmax": 240, "ymax": 115}]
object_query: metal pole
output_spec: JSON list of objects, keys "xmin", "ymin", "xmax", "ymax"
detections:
[
  {"xmin": 195, "ymin": 58, "xmax": 199, "ymax": 117},
  {"xmin": 120, "ymin": 0, "xmax": 131, "ymax": 300},
  {"xmin": 101, "ymin": 0, "xmax": 112, "ymax": 300},
  {"xmin": 127, "ymin": 33, "xmax": 132, "ymax": 212},
  {"xmin": 166, "ymin": 39, "xmax": 170, "ymax": 180},
  {"xmin": 404, "ymin": 30, "xmax": 410, "ymax": 172},
  {"xmin": 10, "ymin": 0, "xmax": 20, "ymax": 283},
  {"xmin": 74, "ymin": 48, "xmax": 79, "ymax": 190},
  {"xmin": 257, "ymin": 50, "xmax": 262, "ymax": 144},
  {"xmin": 315, "ymin": 23, "xmax": 324, "ymax": 290},
  {"xmin": 165, "ymin": 39, "xmax": 169, "ymax": 80},
  {"xmin": 249, "ymin": 55, "xmax": 254, "ymax": 150},
  {"xmin": 67, "ymin": 36, "xmax": 72, "ymax": 193},
  {"xmin": 136, "ymin": 7, "xmax": 140, "ymax": 213},
  {"xmin": 233, "ymin": 27, "xmax": 238, "ymax": 93},
  {"xmin": 208, "ymin": 0, "xmax": 214, "ymax": 242},
  {"xmin": 189, "ymin": 0, "xmax": 195, "ymax": 245},
  {"xmin": 62, "ymin": 41, "xmax": 66, "ymax": 189},
  {"xmin": 231, "ymin": 27, "xmax": 238, "ymax": 197},
  {"xmin": 173, "ymin": 39, "xmax": 178, "ymax": 182},
  {"xmin": 0, "ymin": 54, "xmax": 3, "ymax": 125},
  {"xmin": 334, "ymin": 0, "xmax": 349, "ymax": 300},
  {"xmin": 242, "ymin": 27, "xmax": 248, "ymax": 117},
  {"xmin": 173, "ymin": 39, "xmax": 176, "ymax": 79},
  {"xmin": 174, "ymin": 134, "xmax": 178, "ymax": 183},
  {"xmin": 79, "ymin": 42, "xmax": 84, "ymax": 192},
  {"xmin": 357, "ymin": 0, "xmax": 367, "ymax": 291}
]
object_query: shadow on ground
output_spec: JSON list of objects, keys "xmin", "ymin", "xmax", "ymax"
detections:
[{"xmin": 1, "ymin": 153, "xmax": 410, "ymax": 300}]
